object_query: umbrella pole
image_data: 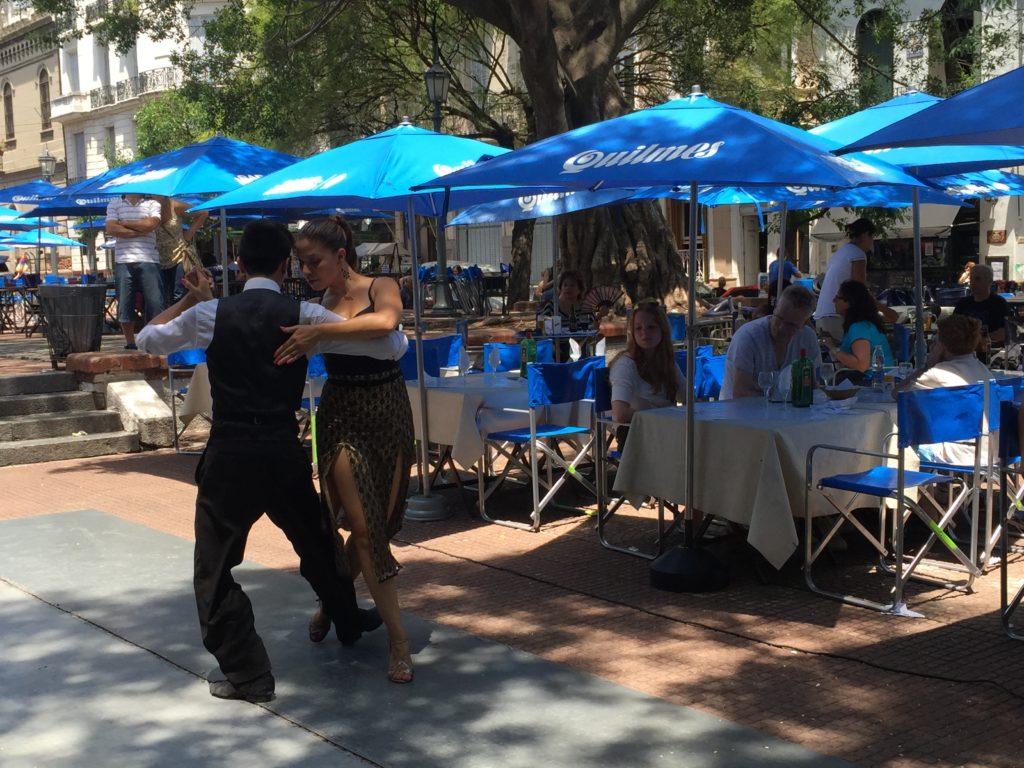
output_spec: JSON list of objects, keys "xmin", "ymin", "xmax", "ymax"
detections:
[
  {"xmin": 551, "ymin": 218, "xmax": 559, "ymax": 305},
  {"xmin": 912, "ymin": 185, "xmax": 927, "ymax": 368},
  {"xmin": 404, "ymin": 197, "xmax": 451, "ymax": 521},
  {"xmin": 649, "ymin": 180, "xmax": 726, "ymax": 593},
  {"xmin": 684, "ymin": 182, "xmax": 698, "ymax": 548},
  {"xmin": 219, "ymin": 209, "xmax": 229, "ymax": 297}
]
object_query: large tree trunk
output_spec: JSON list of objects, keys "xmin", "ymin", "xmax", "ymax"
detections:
[
  {"xmin": 445, "ymin": 0, "xmax": 683, "ymax": 304},
  {"xmin": 508, "ymin": 218, "xmax": 534, "ymax": 303}
]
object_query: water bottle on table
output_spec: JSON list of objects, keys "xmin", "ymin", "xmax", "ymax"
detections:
[{"xmin": 871, "ymin": 344, "xmax": 885, "ymax": 393}]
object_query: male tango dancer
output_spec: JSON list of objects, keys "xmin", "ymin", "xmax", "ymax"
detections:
[{"xmin": 137, "ymin": 220, "xmax": 407, "ymax": 702}]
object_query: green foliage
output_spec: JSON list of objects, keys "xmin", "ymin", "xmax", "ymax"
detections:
[
  {"xmin": 101, "ymin": 139, "xmax": 134, "ymax": 168},
  {"xmin": 33, "ymin": 0, "xmax": 191, "ymax": 53},
  {"xmin": 134, "ymin": 90, "xmax": 214, "ymax": 157}
]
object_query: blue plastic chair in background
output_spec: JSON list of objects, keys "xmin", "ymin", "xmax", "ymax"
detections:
[
  {"xmin": 167, "ymin": 347, "xmax": 208, "ymax": 454},
  {"xmin": 482, "ymin": 339, "xmax": 554, "ymax": 372},
  {"xmin": 892, "ymin": 324, "xmax": 911, "ymax": 364},
  {"xmin": 478, "ymin": 356, "xmax": 604, "ymax": 531},
  {"xmin": 667, "ymin": 313, "xmax": 686, "ymax": 344},
  {"xmin": 399, "ymin": 343, "xmax": 442, "ymax": 380},
  {"xmin": 805, "ymin": 383, "xmax": 988, "ymax": 615},
  {"xmin": 696, "ymin": 354, "xmax": 727, "ymax": 400},
  {"xmin": 674, "ymin": 345, "xmax": 713, "ymax": 374}
]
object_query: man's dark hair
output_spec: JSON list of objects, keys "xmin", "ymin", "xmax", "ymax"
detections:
[
  {"xmin": 239, "ymin": 220, "xmax": 293, "ymax": 276},
  {"xmin": 845, "ymin": 218, "xmax": 875, "ymax": 239}
]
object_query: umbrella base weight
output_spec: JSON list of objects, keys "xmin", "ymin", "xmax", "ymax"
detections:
[
  {"xmin": 404, "ymin": 493, "xmax": 453, "ymax": 521},
  {"xmin": 650, "ymin": 546, "xmax": 729, "ymax": 593}
]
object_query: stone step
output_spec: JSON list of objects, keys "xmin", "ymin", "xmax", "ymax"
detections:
[
  {"xmin": 0, "ymin": 431, "xmax": 140, "ymax": 467},
  {"xmin": 0, "ymin": 391, "xmax": 98, "ymax": 418},
  {"xmin": 0, "ymin": 372, "xmax": 78, "ymax": 397},
  {"xmin": 0, "ymin": 410, "xmax": 124, "ymax": 441}
]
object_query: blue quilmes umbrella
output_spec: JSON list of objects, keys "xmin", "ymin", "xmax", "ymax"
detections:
[
  {"xmin": 191, "ymin": 123, "xmax": 542, "ymax": 216},
  {"xmin": 810, "ymin": 92, "xmax": 1024, "ymax": 176},
  {"xmin": 0, "ymin": 178, "xmax": 63, "ymax": 204},
  {"xmin": 0, "ymin": 230, "xmax": 82, "ymax": 247},
  {"xmin": 74, "ymin": 136, "xmax": 299, "ymax": 197},
  {"xmin": 414, "ymin": 91, "xmax": 927, "ymax": 193},
  {"xmin": 841, "ymin": 65, "xmax": 1024, "ymax": 151},
  {"xmin": 0, "ymin": 205, "xmax": 59, "ymax": 230}
]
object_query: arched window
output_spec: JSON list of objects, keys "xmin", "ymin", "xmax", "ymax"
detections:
[
  {"xmin": 38, "ymin": 69, "xmax": 50, "ymax": 130},
  {"xmin": 856, "ymin": 10, "xmax": 894, "ymax": 105},
  {"xmin": 3, "ymin": 83, "xmax": 13, "ymax": 140}
]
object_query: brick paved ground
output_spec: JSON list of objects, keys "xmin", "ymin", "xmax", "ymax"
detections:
[{"xmin": 2, "ymin": 448, "xmax": 1022, "ymax": 768}]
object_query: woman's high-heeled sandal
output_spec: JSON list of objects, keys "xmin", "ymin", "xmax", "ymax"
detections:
[
  {"xmin": 388, "ymin": 640, "xmax": 414, "ymax": 684},
  {"xmin": 308, "ymin": 600, "xmax": 332, "ymax": 643}
]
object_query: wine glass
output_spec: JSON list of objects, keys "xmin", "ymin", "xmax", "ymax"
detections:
[
  {"xmin": 897, "ymin": 361, "xmax": 913, "ymax": 382},
  {"xmin": 819, "ymin": 362, "xmax": 835, "ymax": 388},
  {"xmin": 487, "ymin": 345, "xmax": 502, "ymax": 381},
  {"xmin": 757, "ymin": 371, "xmax": 774, "ymax": 406}
]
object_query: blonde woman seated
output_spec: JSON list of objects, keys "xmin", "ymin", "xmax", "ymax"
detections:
[
  {"xmin": 896, "ymin": 314, "xmax": 992, "ymax": 467},
  {"xmin": 610, "ymin": 302, "xmax": 686, "ymax": 433}
]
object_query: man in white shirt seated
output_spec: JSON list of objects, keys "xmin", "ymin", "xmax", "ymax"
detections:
[{"xmin": 720, "ymin": 285, "xmax": 821, "ymax": 400}]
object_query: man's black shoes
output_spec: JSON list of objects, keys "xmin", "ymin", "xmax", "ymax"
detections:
[
  {"xmin": 336, "ymin": 606, "xmax": 383, "ymax": 646},
  {"xmin": 359, "ymin": 606, "xmax": 383, "ymax": 634},
  {"xmin": 209, "ymin": 671, "xmax": 275, "ymax": 703}
]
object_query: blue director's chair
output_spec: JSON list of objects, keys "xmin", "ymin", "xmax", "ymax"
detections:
[
  {"xmin": 477, "ymin": 356, "xmax": 604, "ymax": 531},
  {"xmin": 805, "ymin": 383, "xmax": 988, "ymax": 615}
]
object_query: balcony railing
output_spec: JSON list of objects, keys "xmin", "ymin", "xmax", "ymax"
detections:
[{"xmin": 88, "ymin": 67, "xmax": 179, "ymax": 110}]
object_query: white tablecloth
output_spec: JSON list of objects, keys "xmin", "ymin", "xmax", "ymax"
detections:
[
  {"xmin": 179, "ymin": 362, "xmax": 212, "ymax": 418},
  {"xmin": 612, "ymin": 396, "xmax": 896, "ymax": 569},
  {"xmin": 406, "ymin": 373, "xmax": 588, "ymax": 468}
]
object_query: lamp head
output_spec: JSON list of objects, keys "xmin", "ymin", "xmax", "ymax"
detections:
[{"xmin": 37, "ymin": 148, "xmax": 56, "ymax": 180}]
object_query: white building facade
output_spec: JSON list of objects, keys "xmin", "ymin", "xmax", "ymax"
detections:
[{"xmin": 49, "ymin": 0, "xmax": 221, "ymax": 185}]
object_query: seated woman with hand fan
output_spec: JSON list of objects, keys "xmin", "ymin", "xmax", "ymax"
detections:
[{"xmin": 536, "ymin": 270, "xmax": 596, "ymax": 332}]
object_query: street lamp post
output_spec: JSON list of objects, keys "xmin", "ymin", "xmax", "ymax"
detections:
[
  {"xmin": 424, "ymin": 42, "xmax": 455, "ymax": 314},
  {"xmin": 37, "ymin": 148, "xmax": 57, "ymax": 276}
]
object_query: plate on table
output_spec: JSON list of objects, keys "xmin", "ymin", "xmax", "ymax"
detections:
[{"xmin": 822, "ymin": 386, "xmax": 860, "ymax": 401}]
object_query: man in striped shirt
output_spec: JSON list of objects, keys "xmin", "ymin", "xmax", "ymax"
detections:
[{"xmin": 106, "ymin": 194, "xmax": 163, "ymax": 349}]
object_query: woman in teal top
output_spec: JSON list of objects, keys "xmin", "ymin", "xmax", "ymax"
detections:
[{"xmin": 823, "ymin": 279, "xmax": 894, "ymax": 374}]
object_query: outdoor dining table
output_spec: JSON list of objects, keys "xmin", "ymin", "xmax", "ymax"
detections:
[
  {"xmin": 405, "ymin": 372, "xmax": 589, "ymax": 469},
  {"xmin": 612, "ymin": 394, "xmax": 897, "ymax": 569}
]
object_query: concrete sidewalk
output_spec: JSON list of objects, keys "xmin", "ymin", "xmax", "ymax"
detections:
[{"xmin": 0, "ymin": 509, "xmax": 847, "ymax": 768}]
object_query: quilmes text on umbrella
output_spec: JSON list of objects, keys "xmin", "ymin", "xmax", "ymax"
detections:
[
  {"xmin": 518, "ymin": 191, "xmax": 578, "ymax": 211},
  {"xmin": 561, "ymin": 142, "xmax": 726, "ymax": 173}
]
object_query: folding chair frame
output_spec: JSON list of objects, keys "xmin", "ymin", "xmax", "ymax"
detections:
[
  {"xmin": 477, "ymin": 406, "xmax": 596, "ymax": 532},
  {"xmin": 805, "ymin": 440, "xmax": 982, "ymax": 617}
]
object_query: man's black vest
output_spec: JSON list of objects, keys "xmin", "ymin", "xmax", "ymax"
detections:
[{"xmin": 205, "ymin": 288, "xmax": 306, "ymax": 425}]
